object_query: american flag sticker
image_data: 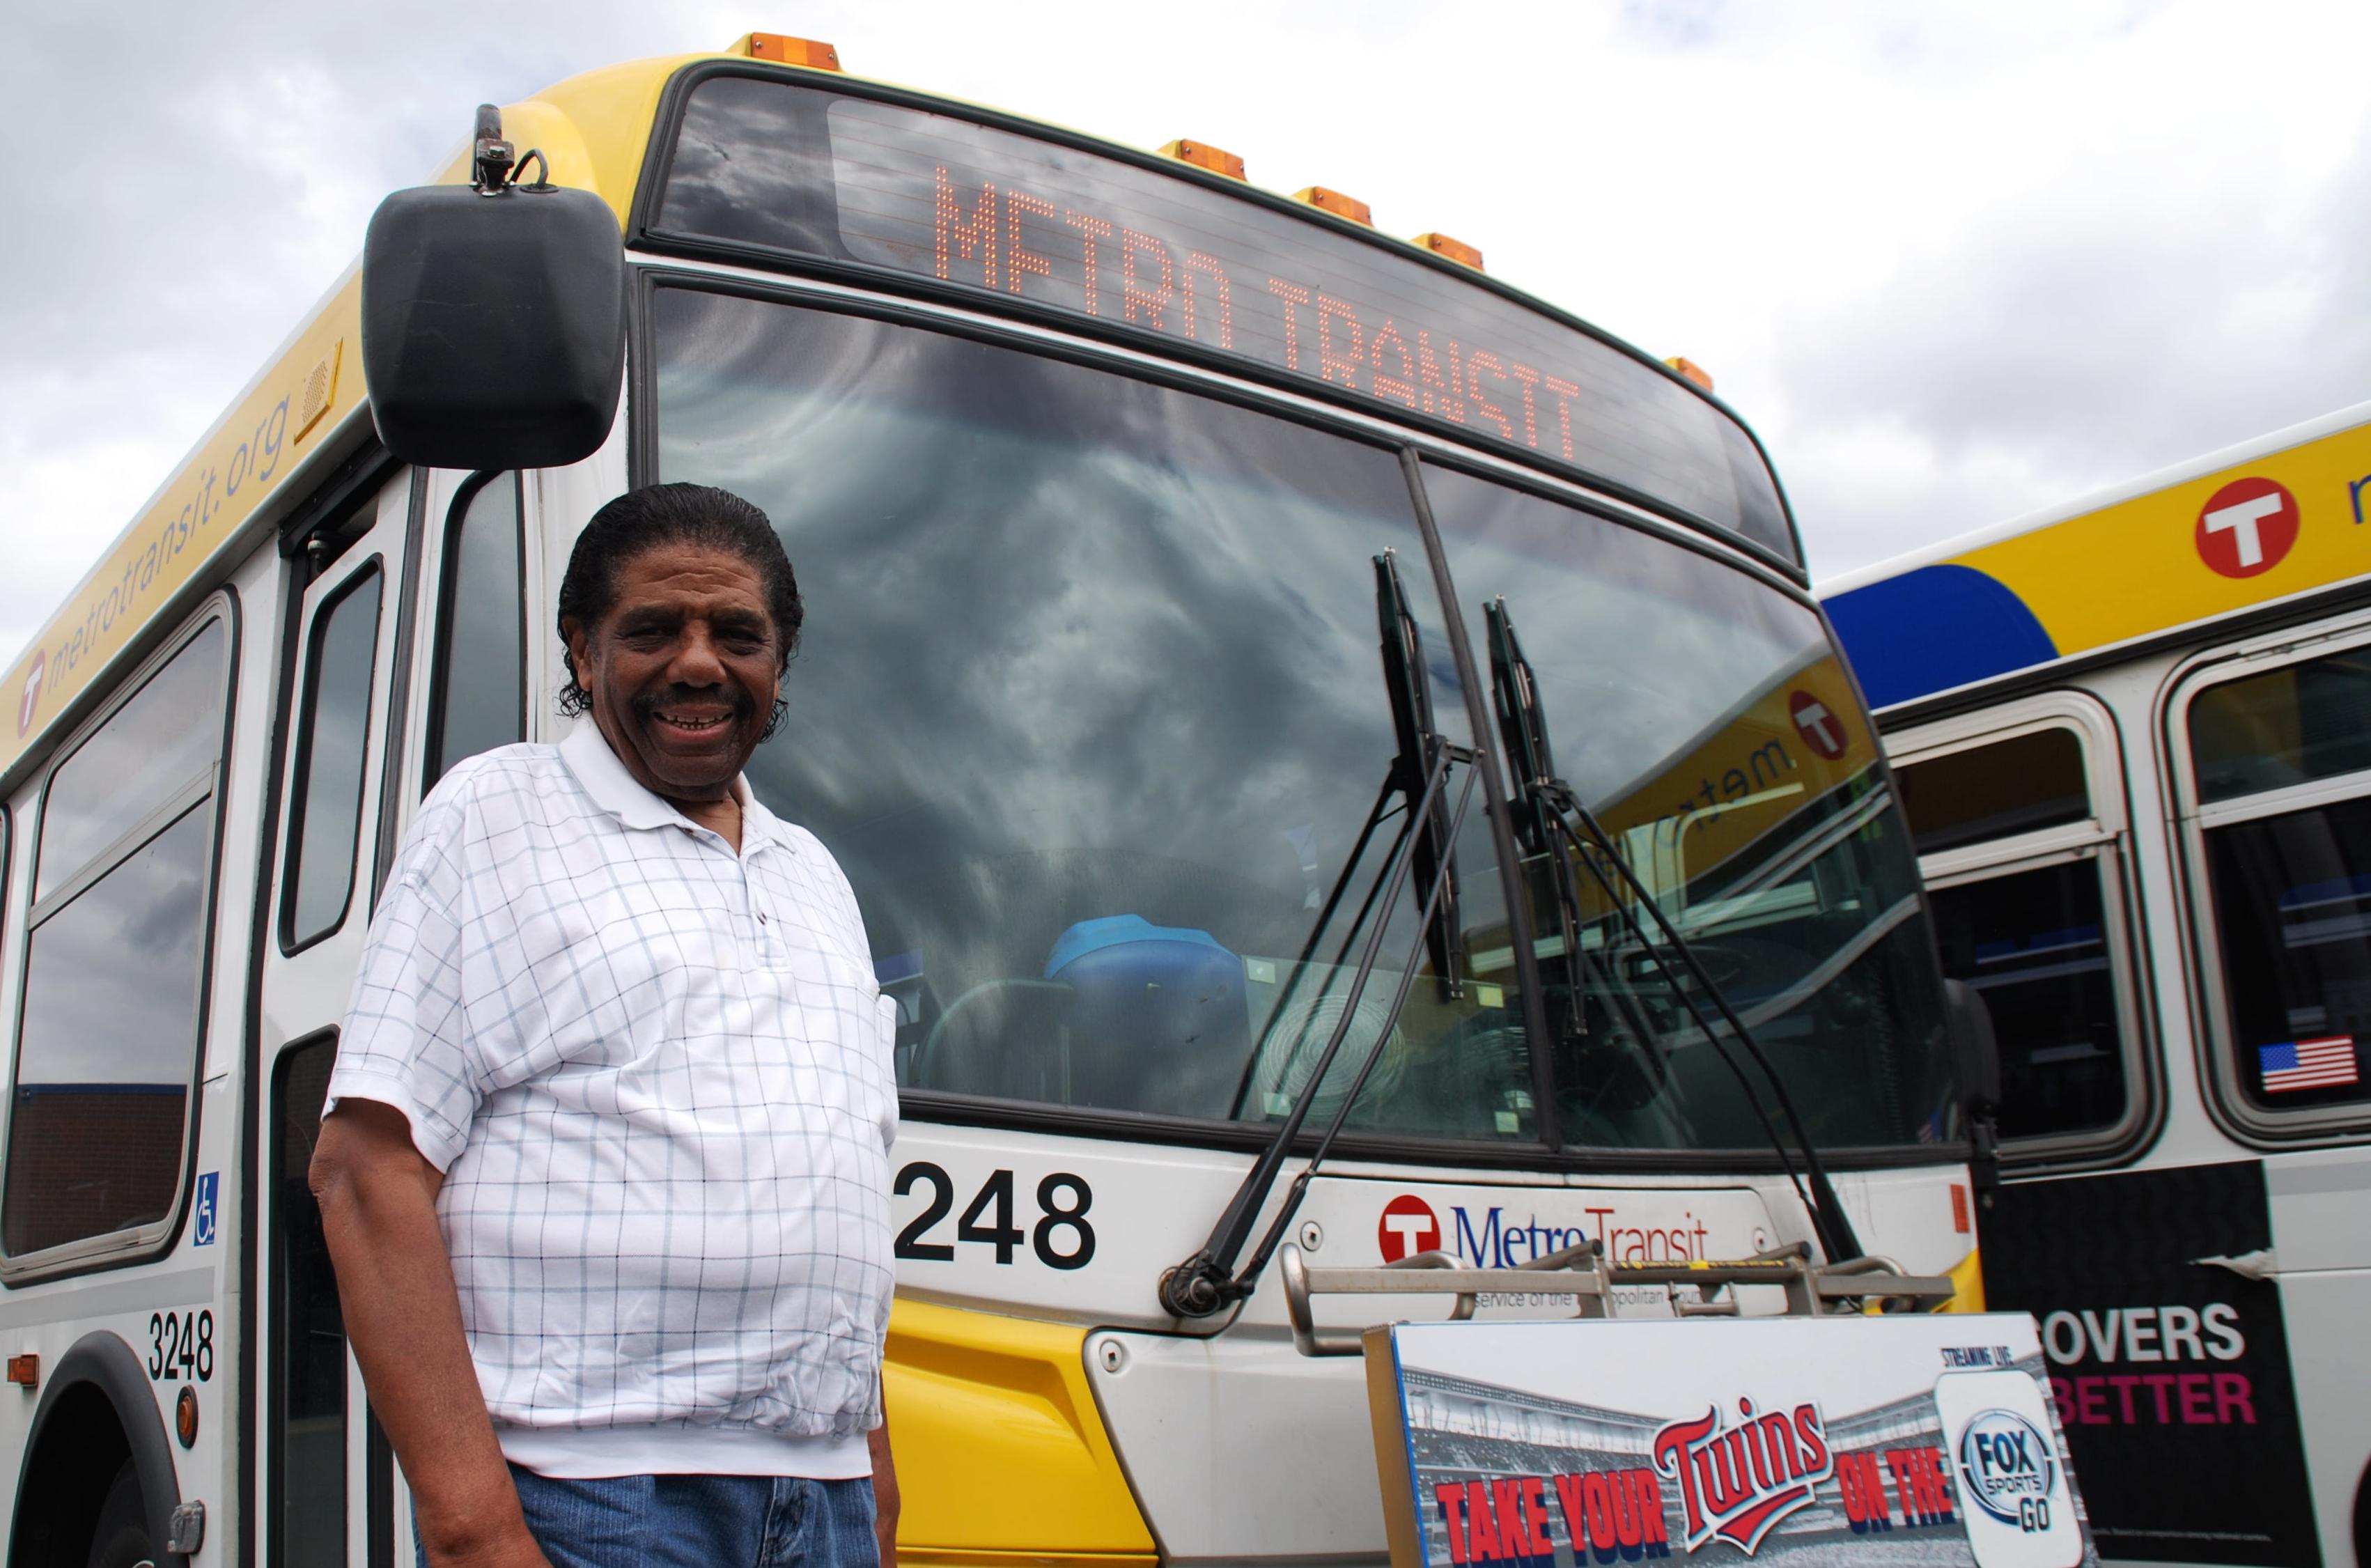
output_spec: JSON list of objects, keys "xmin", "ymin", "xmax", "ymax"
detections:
[{"xmin": 2259, "ymin": 1036, "xmax": 2361, "ymax": 1094}]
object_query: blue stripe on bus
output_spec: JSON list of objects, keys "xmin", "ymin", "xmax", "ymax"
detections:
[{"xmin": 1826, "ymin": 564, "xmax": 2059, "ymax": 708}]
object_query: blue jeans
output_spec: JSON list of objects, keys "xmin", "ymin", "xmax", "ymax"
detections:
[{"xmin": 423, "ymin": 1466, "xmax": 880, "ymax": 1568}]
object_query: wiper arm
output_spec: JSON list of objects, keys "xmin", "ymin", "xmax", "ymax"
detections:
[
  {"xmin": 1218, "ymin": 551, "xmax": 1462, "ymax": 1122},
  {"xmin": 1487, "ymin": 599, "xmax": 1583, "ymax": 1025},
  {"xmin": 1487, "ymin": 598, "xmax": 1866, "ymax": 1266},
  {"xmin": 1162, "ymin": 554, "xmax": 1477, "ymax": 1321},
  {"xmin": 1163, "ymin": 746, "xmax": 1478, "ymax": 1317},
  {"xmin": 1376, "ymin": 551, "xmax": 1464, "ymax": 1000}
]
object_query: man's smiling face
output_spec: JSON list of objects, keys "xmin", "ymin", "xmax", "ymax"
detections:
[{"xmin": 563, "ymin": 541, "xmax": 783, "ymax": 804}]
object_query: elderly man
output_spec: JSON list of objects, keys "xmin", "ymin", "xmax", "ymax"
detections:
[{"xmin": 311, "ymin": 483, "xmax": 900, "ymax": 1568}]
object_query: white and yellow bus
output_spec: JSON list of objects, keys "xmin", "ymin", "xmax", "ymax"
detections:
[
  {"xmin": 1826, "ymin": 405, "xmax": 2371, "ymax": 1568},
  {"xmin": 0, "ymin": 35, "xmax": 1979, "ymax": 1566}
]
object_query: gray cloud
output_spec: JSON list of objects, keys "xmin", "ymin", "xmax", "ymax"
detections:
[
  {"xmin": 6, "ymin": 0, "xmax": 2370, "ymax": 662},
  {"xmin": 0, "ymin": 0, "xmax": 770, "ymax": 658},
  {"xmin": 1778, "ymin": 123, "xmax": 2371, "ymax": 575}
]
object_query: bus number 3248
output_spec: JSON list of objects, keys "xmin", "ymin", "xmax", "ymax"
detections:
[{"xmin": 147, "ymin": 1310, "xmax": 214, "ymax": 1383}]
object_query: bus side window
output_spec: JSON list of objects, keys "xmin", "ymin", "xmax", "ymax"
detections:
[
  {"xmin": 1896, "ymin": 721, "xmax": 2140, "ymax": 1147},
  {"xmin": 2186, "ymin": 646, "xmax": 2371, "ymax": 1124},
  {"xmin": 423, "ymin": 472, "xmax": 526, "ymax": 790},
  {"xmin": 282, "ymin": 564, "xmax": 384, "ymax": 952},
  {"xmin": 272, "ymin": 1036, "xmax": 346, "ymax": 1563},
  {"xmin": 3, "ymin": 615, "xmax": 231, "ymax": 1262},
  {"xmin": 1897, "ymin": 727, "xmax": 2088, "ymax": 855},
  {"xmin": 1925, "ymin": 862, "xmax": 2124, "ymax": 1140}
]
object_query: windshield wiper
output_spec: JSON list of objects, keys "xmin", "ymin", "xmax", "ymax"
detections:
[
  {"xmin": 1163, "ymin": 553, "xmax": 1477, "ymax": 1320},
  {"xmin": 1220, "ymin": 552, "xmax": 1468, "ymax": 1123},
  {"xmin": 1485, "ymin": 596, "xmax": 1866, "ymax": 1266},
  {"xmin": 1378, "ymin": 552, "xmax": 1464, "ymax": 1001}
]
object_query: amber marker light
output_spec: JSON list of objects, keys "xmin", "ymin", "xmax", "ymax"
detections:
[
  {"xmin": 176, "ymin": 1385, "xmax": 199, "ymax": 1448},
  {"xmin": 1160, "ymin": 139, "xmax": 1247, "ymax": 180},
  {"xmin": 1664, "ymin": 356, "xmax": 1715, "ymax": 392},
  {"xmin": 1413, "ymin": 232, "xmax": 1484, "ymax": 271},
  {"xmin": 739, "ymin": 33, "xmax": 843, "ymax": 70},
  {"xmin": 1293, "ymin": 187, "xmax": 1374, "ymax": 226},
  {"xmin": 4, "ymin": 1355, "xmax": 33, "ymax": 1390}
]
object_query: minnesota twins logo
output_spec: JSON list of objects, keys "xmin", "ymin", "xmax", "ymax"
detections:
[{"xmin": 1651, "ymin": 1397, "xmax": 1833, "ymax": 1556}]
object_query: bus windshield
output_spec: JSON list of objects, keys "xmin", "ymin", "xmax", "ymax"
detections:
[
  {"xmin": 1424, "ymin": 465, "xmax": 1955, "ymax": 1154},
  {"xmin": 651, "ymin": 285, "xmax": 1952, "ymax": 1158}
]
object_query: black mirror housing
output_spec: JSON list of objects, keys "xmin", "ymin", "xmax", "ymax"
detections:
[
  {"xmin": 361, "ymin": 182, "xmax": 625, "ymax": 470},
  {"xmin": 1942, "ymin": 978, "xmax": 2003, "ymax": 1115}
]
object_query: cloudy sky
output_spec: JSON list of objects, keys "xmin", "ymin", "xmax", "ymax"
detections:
[{"xmin": 3, "ymin": 0, "xmax": 2365, "ymax": 666}]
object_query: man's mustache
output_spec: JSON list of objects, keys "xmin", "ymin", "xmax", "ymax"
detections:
[{"xmin": 631, "ymin": 685, "xmax": 757, "ymax": 722}]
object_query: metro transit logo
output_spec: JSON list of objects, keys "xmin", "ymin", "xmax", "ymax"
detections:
[
  {"xmin": 15, "ymin": 651, "xmax": 41, "ymax": 738},
  {"xmin": 1379, "ymin": 1195, "xmax": 1442, "ymax": 1262},
  {"xmin": 2196, "ymin": 476, "xmax": 2299, "ymax": 579},
  {"xmin": 1787, "ymin": 691, "xmax": 1847, "ymax": 761},
  {"xmin": 1379, "ymin": 1193, "xmax": 1713, "ymax": 1268}
]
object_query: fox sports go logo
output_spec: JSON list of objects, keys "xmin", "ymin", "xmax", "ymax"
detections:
[{"xmin": 1956, "ymin": 1408, "xmax": 2056, "ymax": 1533}]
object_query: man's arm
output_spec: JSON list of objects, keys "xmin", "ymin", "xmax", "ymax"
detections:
[
  {"xmin": 870, "ymin": 1397, "xmax": 899, "ymax": 1568},
  {"xmin": 311, "ymin": 1098, "xmax": 550, "ymax": 1568}
]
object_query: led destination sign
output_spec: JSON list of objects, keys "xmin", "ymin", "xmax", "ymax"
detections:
[{"xmin": 653, "ymin": 75, "xmax": 1794, "ymax": 561}]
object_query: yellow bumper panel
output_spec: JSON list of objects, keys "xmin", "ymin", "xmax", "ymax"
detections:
[
  {"xmin": 1937, "ymin": 1245, "xmax": 1986, "ymax": 1313},
  {"xmin": 885, "ymin": 1298, "xmax": 1158, "ymax": 1562}
]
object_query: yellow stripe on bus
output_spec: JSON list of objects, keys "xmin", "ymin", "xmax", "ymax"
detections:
[
  {"xmin": 1951, "ymin": 422, "xmax": 2371, "ymax": 662},
  {"xmin": 0, "ymin": 277, "xmax": 364, "ymax": 775},
  {"xmin": 1586, "ymin": 652, "xmax": 1876, "ymax": 904}
]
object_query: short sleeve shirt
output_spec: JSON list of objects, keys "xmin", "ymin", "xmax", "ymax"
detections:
[{"xmin": 327, "ymin": 724, "xmax": 898, "ymax": 1456}]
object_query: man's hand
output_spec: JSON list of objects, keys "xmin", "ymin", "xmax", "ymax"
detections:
[
  {"xmin": 869, "ymin": 1411, "xmax": 900, "ymax": 1568},
  {"xmin": 311, "ymin": 1099, "xmax": 552, "ymax": 1568}
]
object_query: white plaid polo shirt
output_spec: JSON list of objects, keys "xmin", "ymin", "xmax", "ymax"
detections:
[{"xmin": 327, "ymin": 722, "xmax": 898, "ymax": 1478}]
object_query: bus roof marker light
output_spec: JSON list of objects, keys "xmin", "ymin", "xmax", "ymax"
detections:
[
  {"xmin": 1413, "ymin": 232, "xmax": 1484, "ymax": 271},
  {"xmin": 1665, "ymin": 357, "xmax": 1715, "ymax": 393},
  {"xmin": 1293, "ymin": 187, "xmax": 1374, "ymax": 227},
  {"xmin": 1160, "ymin": 139, "xmax": 1247, "ymax": 180},
  {"xmin": 738, "ymin": 33, "xmax": 843, "ymax": 70}
]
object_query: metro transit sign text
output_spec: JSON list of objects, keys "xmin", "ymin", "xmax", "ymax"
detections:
[{"xmin": 1379, "ymin": 1195, "xmax": 1718, "ymax": 1267}]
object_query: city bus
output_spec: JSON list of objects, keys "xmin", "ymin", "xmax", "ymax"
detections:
[
  {"xmin": 1824, "ymin": 404, "xmax": 2371, "ymax": 1568},
  {"xmin": 0, "ymin": 34, "xmax": 1980, "ymax": 1566}
]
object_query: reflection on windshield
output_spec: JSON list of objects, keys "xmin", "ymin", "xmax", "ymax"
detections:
[
  {"xmin": 654, "ymin": 287, "xmax": 1531, "ymax": 1143},
  {"xmin": 649, "ymin": 286, "xmax": 1952, "ymax": 1159},
  {"xmin": 1424, "ymin": 464, "xmax": 1952, "ymax": 1152}
]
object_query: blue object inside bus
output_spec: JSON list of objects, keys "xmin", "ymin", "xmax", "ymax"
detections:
[{"xmin": 1045, "ymin": 915, "xmax": 1252, "ymax": 1107}]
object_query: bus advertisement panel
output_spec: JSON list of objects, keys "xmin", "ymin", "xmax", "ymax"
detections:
[{"xmin": 1369, "ymin": 1315, "xmax": 2097, "ymax": 1568}]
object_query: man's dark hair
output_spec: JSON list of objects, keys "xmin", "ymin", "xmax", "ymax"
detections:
[{"xmin": 555, "ymin": 483, "xmax": 804, "ymax": 724}]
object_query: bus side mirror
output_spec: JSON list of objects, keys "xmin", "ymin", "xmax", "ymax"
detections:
[
  {"xmin": 1943, "ymin": 978, "xmax": 2003, "ymax": 1116},
  {"xmin": 360, "ymin": 109, "xmax": 625, "ymax": 470},
  {"xmin": 1943, "ymin": 978, "xmax": 2005, "ymax": 1204}
]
